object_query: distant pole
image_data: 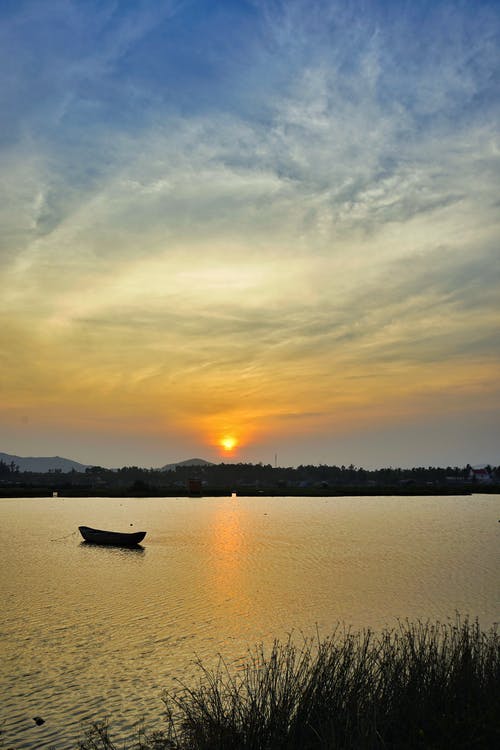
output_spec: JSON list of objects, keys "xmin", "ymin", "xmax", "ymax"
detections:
[{"xmin": 275, "ymin": 453, "xmax": 277, "ymax": 468}]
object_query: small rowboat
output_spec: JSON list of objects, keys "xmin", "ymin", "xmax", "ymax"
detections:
[{"xmin": 78, "ymin": 525, "xmax": 146, "ymax": 547}]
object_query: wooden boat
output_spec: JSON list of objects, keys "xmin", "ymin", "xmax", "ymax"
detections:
[{"xmin": 78, "ymin": 525, "xmax": 146, "ymax": 547}]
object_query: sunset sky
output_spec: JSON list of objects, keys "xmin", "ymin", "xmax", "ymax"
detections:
[{"xmin": 1, "ymin": 0, "xmax": 499, "ymax": 469}]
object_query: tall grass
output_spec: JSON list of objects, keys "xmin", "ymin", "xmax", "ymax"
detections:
[{"xmin": 80, "ymin": 617, "xmax": 499, "ymax": 750}]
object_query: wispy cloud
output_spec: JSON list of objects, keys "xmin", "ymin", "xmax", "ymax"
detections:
[{"xmin": 0, "ymin": 0, "xmax": 499, "ymax": 464}]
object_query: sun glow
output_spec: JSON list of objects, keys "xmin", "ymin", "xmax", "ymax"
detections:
[{"xmin": 220, "ymin": 436, "xmax": 237, "ymax": 452}]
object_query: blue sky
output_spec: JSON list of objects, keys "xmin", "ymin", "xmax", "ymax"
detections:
[{"xmin": 1, "ymin": 0, "xmax": 499, "ymax": 467}]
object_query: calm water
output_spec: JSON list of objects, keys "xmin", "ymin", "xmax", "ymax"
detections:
[{"xmin": 1, "ymin": 494, "xmax": 498, "ymax": 749}]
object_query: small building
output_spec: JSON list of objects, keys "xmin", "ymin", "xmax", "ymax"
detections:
[
  {"xmin": 469, "ymin": 467, "xmax": 493, "ymax": 484},
  {"xmin": 187, "ymin": 478, "xmax": 202, "ymax": 496}
]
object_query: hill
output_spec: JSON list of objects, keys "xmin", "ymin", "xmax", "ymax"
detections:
[
  {"xmin": 0, "ymin": 452, "xmax": 91, "ymax": 473},
  {"xmin": 161, "ymin": 458, "xmax": 214, "ymax": 471}
]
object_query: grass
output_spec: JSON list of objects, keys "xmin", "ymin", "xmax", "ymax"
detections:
[{"xmin": 79, "ymin": 617, "xmax": 499, "ymax": 750}]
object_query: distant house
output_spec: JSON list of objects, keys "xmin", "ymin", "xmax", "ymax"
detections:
[
  {"xmin": 469, "ymin": 467, "xmax": 493, "ymax": 484},
  {"xmin": 187, "ymin": 478, "xmax": 202, "ymax": 496}
]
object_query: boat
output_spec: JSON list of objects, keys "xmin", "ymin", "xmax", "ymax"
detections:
[{"xmin": 78, "ymin": 525, "xmax": 146, "ymax": 547}]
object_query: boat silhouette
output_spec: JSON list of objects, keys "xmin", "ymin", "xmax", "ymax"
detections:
[{"xmin": 78, "ymin": 525, "xmax": 146, "ymax": 547}]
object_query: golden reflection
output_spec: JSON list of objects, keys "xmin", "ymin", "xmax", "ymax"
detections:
[
  {"xmin": 211, "ymin": 503, "xmax": 243, "ymax": 556},
  {"xmin": 208, "ymin": 502, "xmax": 248, "ymax": 603}
]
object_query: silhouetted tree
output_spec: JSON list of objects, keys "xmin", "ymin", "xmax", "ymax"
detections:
[{"xmin": 0, "ymin": 459, "xmax": 19, "ymax": 475}]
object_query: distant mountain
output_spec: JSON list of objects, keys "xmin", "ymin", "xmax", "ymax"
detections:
[
  {"xmin": 0, "ymin": 452, "xmax": 91, "ymax": 473},
  {"xmin": 161, "ymin": 458, "xmax": 214, "ymax": 471}
]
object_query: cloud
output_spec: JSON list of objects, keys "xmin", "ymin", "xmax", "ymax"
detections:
[{"xmin": 0, "ymin": 0, "xmax": 499, "ymax": 463}]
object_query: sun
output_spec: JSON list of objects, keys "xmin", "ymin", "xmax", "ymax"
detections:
[{"xmin": 220, "ymin": 436, "xmax": 237, "ymax": 452}]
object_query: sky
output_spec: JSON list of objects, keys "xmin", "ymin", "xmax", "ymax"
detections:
[{"xmin": 1, "ymin": 0, "xmax": 499, "ymax": 469}]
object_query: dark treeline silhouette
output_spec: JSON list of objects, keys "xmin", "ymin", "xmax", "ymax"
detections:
[
  {"xmin": 0, "ymin": 459, "xmax": 498, "ymax": 496},
  {"xmin": 0, "ymin": 459, "xmax": 20, "ymax": 475}
]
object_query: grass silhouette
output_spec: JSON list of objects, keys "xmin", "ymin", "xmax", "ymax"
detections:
[{"xmin": 79, "ymin": 617, "xmax": 499, "ymax": 749}]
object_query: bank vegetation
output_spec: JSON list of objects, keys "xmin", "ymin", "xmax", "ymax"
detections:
[{"xmin": 80, "ymin": 617, "xmax": 499, "ymax": 750}]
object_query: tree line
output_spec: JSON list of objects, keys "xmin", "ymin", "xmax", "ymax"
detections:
[{"xmin": 1, "ymin": 458, "xmax": 498, "ymax": 494}]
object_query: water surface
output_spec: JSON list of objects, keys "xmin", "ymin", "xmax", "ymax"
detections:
[{"xmin": 1, "ymin": 494, "xmax": 498, "ymax": 749}]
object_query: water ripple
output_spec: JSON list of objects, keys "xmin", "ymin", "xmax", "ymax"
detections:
[{"xmin": 1, "ymin": 494, "xmax": 498, "ymax": 749}]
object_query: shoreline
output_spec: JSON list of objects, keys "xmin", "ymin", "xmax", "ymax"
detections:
[{"xmin": 1, "ymin": 485, "xmax": 498, "ymax": 498}]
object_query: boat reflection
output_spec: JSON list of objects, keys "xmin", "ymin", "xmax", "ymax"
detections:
[{"xmin": 79, "ymin": 541, "xmax": 145, "ymax": 555}]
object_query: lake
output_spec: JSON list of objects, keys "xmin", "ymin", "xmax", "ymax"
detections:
[{"xmin": 1, "ymin": 494, "xmax": 498, "ymax": 749}]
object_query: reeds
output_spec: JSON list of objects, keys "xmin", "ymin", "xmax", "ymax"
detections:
[{"xmin": 79, "ymin": 617, "xmax": 499, "ymax": 750}]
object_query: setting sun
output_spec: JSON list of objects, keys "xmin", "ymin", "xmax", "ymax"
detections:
[{"xmin": 220, "ymin": 436, "xmax": 237, "ymax": 452}]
